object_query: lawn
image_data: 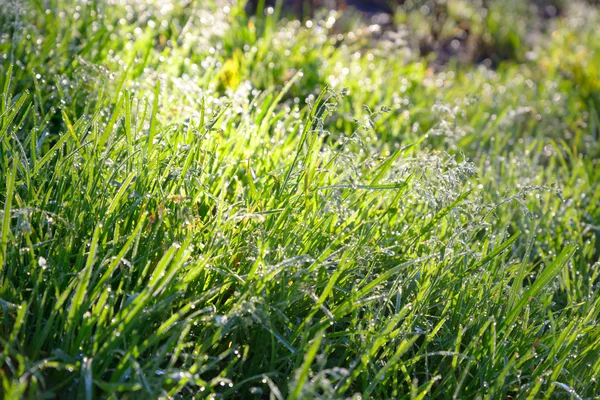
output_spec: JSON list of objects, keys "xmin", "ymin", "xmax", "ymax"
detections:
[{"xmin": 1, "ymin": 0, "xmax": 599, "ymax": 398}]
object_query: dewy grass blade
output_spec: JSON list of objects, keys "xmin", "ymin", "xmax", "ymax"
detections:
[
  {"xmin": 259, "ymin": 70, "xmax": 302, "ymax": 134},
  {"xmin": 289, "ymin": 330, "xmax": 325, "ymax": 400},
  {"xmin": 503, "ymin": 245, "xmax": 577, "ymax": 329},
  {"xmin": 473, "ymin": 231, "xmax": 521, "ymax": 269},
  {"xmin": 98, "ymin": 94, "xmax": 124, "ymax": 149},
  {"xmin": 363, "ymin": 335, "xmax": 419, "ymax": 397},
  {"xmin": 0, "ymin": 90, "xmax": 29, "ymax": 142},
  {"xmin": 0, "ymin": 161, "xmax": 16, "ymax": 275},
  {"xmin": 66, "ymin": 224, "xmax": 102, "ymax": 335},
  {"xmin": 91, "ymin": 212, "xmax": 147, "ymax": 300},
  {"xmin": 147, "ymin": 79, "xmax": 160, "ymax": 153},
  {"xmin": 280, "ymin": 88, "xmax": 328, "ymax": 194},
  {"xmin": 1, "ymin": 63, "xmax": 12, "ymax": 116},
  {"xmin": 34, "ymin": 131, "xmax": 72, "ymax": 174},
  {"xmin": 106, "ymin": 171, "xmax": 136, "ymax": 216}
]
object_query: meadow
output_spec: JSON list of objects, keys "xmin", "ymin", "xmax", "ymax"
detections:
[{"xmin": 0, "ymin": 0, "xmax": 599, "ymax": 398}]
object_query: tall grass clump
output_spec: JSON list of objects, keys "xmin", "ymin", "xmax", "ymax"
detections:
[{"xmin": 1, "ymin": 0, "xmax": 599, "ymax": 398}]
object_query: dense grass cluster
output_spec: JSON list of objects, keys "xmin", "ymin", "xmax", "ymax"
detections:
[{"xmin": 1, "ymin": 0, "xmax": 599, "ymax": 398}]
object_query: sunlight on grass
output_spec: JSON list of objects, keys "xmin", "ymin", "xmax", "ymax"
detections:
[{"xmin": 0, "ymin": 0, "xmax": 599, "ymax": 398}]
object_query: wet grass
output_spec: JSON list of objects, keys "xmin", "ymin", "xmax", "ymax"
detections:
[{"xmin": 0, "ymin": 0, "xmax": 599, "ymax": 398}]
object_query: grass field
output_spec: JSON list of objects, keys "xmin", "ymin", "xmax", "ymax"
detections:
[{"xmin": 1, "ymin": 0, "xmax": 599, "ymax": 398}]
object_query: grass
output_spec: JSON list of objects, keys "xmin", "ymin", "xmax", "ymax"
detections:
[{"xmin": 0, "ymin": 0, "xmax": 599, "ymax": 398}]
